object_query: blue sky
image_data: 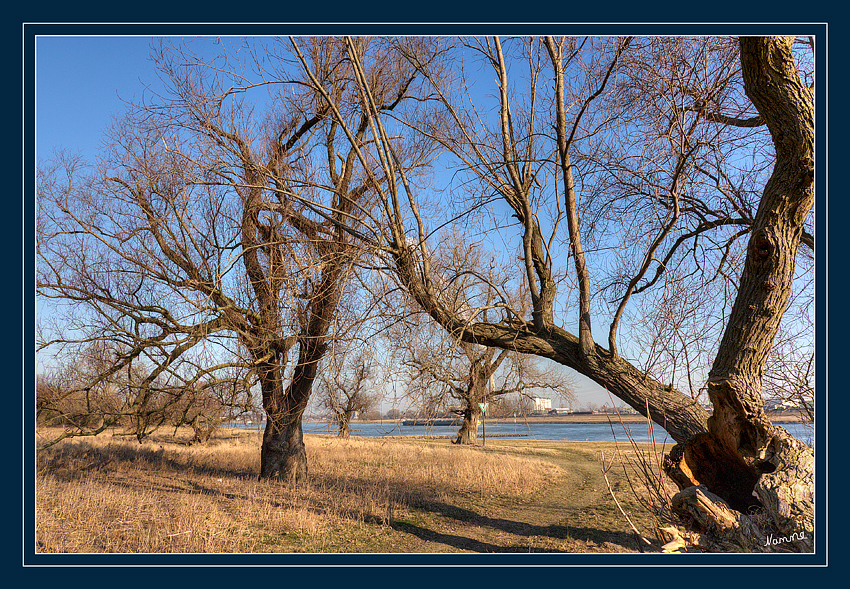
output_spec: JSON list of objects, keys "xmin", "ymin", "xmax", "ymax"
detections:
[
  {"xmin": 33, "ymin": 35, "xmax": 674, "ymax": 412},
  {"xmin": 36, "ymin": 36, "xmax": 163, "ymax": 162}
]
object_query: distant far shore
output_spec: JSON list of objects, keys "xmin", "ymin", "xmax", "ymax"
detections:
[{"xmin": 325, "ymin": 410, "xmax": 809, "ymax": 426}]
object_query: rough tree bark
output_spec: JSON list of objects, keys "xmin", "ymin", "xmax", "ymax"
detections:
[
  {"xmin": 258, "ymin": 360, "xmax": 309, "ymax": 483},
  {"xmin": 663, "ymin": 36, "xmax": 815, "ymax": 551},
  {"xmin": 259, "ymin": 244, "xmax": 350, "ymax": 481},
  {"xmin": 454, "ymin": 404, "xmax": 482, "ymax": 445},
  {"xmin": 259, "ymin": 340, "xmax": 326, "ymax": 482}
]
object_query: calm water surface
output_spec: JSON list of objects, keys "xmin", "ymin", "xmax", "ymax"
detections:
[{"xmin": 238, "ymin": 419, "xmax": 814, "ymax": 446}]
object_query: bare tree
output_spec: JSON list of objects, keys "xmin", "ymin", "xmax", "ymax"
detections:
[
  {"xmin": 37, "ymin": 34, "xmax": 817, "ymax": 550},
  {"xmin": 380, "ymin": 225, "xmax": 576, "ymax": 444},
  {"xmin": 172, "ymin": 375, "xmax": 251, "ymax": 444},
  {"xmin": 303, "ymin": 35, "xmax": 815, "ymax": 550},
  {"xmin": 35, "ymin": 334, "xmax": 247, "ymax": 444},
  {"xmin": 316, "ymin": 347, "xmax": 381, "ymax": 438},
  {"xmin": 37, "ymin": 37, "xmax": 431, "ymax": 482},
  {"xmin": 393, "ymin": 311, "xmax": 574, "ymax": 444}
]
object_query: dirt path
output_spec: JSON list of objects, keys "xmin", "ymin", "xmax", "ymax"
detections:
[{"xmin": 394, "ymin": 443, "xmax": 661, "ymax": 553}]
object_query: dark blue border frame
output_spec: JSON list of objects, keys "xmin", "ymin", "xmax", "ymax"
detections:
[{"xmin": 14, "ymin": 14, "xmax": 837, "ymax": 582}]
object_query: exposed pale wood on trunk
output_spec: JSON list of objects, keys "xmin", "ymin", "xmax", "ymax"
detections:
[
  {"xmin": 662, "ymin": 36, "xmax": 815, "ymax": 552},
  {"xmin": 670, "ymin": 486, "xmax": 765, "ymax": 552}
]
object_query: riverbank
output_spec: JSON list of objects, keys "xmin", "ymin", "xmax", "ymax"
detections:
[{"xmin": 344, "ymin": 409, "xmax": 809, "ymax": 426}]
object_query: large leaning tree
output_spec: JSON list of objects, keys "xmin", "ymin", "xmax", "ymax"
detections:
[
  {"xmin": 37, "ymin": 37, "xmax": 434, "ymax": 482},
  {"xmin": 299, "ymin": 36, "xmax": 816, "ymax": 551},
  {"xmin": 386, "ymin": 234, "xmax": 576, "ymax": 445}
]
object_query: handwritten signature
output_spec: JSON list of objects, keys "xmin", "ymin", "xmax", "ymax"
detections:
[{"xmin": 765, "ymin": 531, "xmax": 807, "ymax": 547}]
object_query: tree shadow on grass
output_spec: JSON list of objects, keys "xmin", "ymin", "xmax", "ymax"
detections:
[
  {"xmin": 390, "ymin": 519, "xmax": 564, "ymax": 553},
  {"xmin": 38, "ymin": 441, "xmax": 256, "ymax": 482},
  {"xmin": 400, "ymin": 500, "xmax": 652, "ymax": 553},
  {"xmin": 38, "ymin": 442, "xmax": 654, "ymax": 553}
]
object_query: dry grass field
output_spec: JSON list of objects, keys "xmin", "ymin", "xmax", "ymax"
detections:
[{"xmin": 35, "ymin": 426, "xmax": 673, "ymax": 554}]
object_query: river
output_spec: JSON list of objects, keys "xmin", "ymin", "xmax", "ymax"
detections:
[{"xmin": 235, "ymin": 419, "xmax": 815, "ymax": 447}]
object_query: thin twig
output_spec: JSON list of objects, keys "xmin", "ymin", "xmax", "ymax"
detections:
[{"xmin": 600, "ymin": 450, "xmax": 653, "ymax": 550}]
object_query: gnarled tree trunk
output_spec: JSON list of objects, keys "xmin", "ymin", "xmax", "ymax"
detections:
[
  {"xmin": 454, "ymin": 405, "xmax": 482, "ymax": 445},
  {"xmin": 260, "ymin": 413, "xmax": 308, "ymax": 483},
  {"xmin": 257, "ymin": 356, "xmax": 310, "ymax": 483},
  {"xmin": 337, "ymin": 410, "xmax": 354, "ymax": 438},
  {"xmin": 663, "ymin": 36, "xmax": 815, "ymax": 551}
]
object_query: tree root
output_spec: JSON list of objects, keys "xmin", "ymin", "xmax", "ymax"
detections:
[
  {"xmin": 663, "ymin": 423, "xmax": 814, "ymax": 553},
  {"xmin": 667, "ymin": 485, "xmax": 765, "ymax": 552}
]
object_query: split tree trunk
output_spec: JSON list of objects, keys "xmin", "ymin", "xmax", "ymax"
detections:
[
  {"xmin": 663, "ymin": 36, "xmax": 815, "ymax": 551},
  {"xmin": 258, "ymin": 358, "xmax": 312, "ymax": 484},
  {"xmin": 260, "ymin": 411, "xmax": 308, "ymax": 483}
]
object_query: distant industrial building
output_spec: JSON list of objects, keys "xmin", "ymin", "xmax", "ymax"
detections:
[
  {"xmin": 533, "ymin": 396, "xmax": 552, "ymax": 414},
  {"xmin": 764, "ymin": 399, "xmax": 806, "ymax": 412}
]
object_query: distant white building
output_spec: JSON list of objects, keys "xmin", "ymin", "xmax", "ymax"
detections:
[
  {"xmin": 533, "ymin": 397, "xmax": 552, "ymax": 413},
  {"xmin": 765, "ymin": 399, "xmax": 804, "ymax": 412}
]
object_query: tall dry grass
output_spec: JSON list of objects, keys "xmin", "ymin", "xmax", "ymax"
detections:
[{"xmin": 35, "ymin": 428, "xmax": 563, "ymax": 553}]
